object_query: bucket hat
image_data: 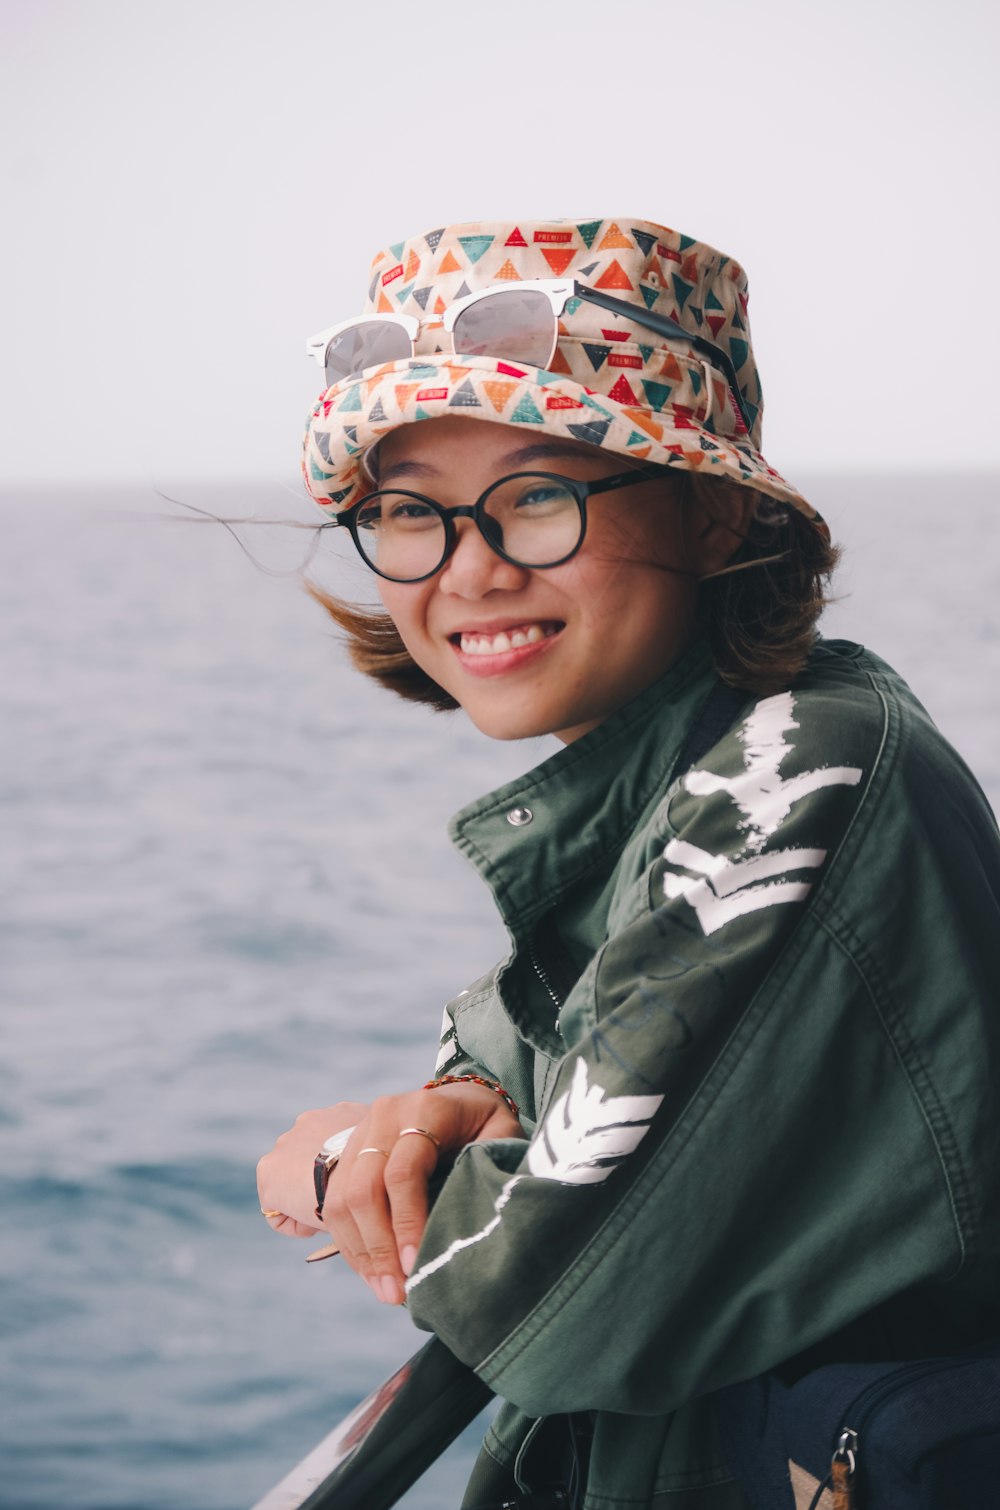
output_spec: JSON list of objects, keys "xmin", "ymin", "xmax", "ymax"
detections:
[{"xmin": 302, "ymin": 218, "xmax": 815, "ymax": 520}]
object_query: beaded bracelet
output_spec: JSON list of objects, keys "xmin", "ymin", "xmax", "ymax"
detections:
[{"xmin": 423, "ymin": 1073, "xmax": 520, "ymax": 1121}]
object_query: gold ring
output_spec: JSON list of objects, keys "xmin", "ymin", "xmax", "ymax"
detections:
[
  {"xmin": 398, "ymin": 1126, "xmax": 441, "ymax": 1149},
  {"xmin": 357, "ymin": 1146, "xmax": 390, "ymax": 1158},
  {"xmin": 260, "ymin": 1208, "xmax": 284, "ymax": 1219}
]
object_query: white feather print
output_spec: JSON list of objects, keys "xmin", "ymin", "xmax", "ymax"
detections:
[{"xmin": 527, "ymin": 1059, "xmax": 664, "ymax": 1185}]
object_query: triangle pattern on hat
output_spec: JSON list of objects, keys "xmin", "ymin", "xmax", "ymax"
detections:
[
  {"xmin": 405, "ymin": 248, "xmax": 420, "ymax": 281},
  {"xmin": 642, "ymin": 380, "xmax": 673, "ymax": 412},
  {"xmin": 394, "ymin": 382, "xmax": 421, "ymax": 409},
  {"xmin": 510, "ymin": 391, "xmax": 544, "ymax": 424},
  {"xmin": 541, "ymin": 247, "xmax": 576, "ymax": 276},
  {"xmin": 412, "ymin": 286, "xmax": 432, "ymax": 311},
  {"xmin": 483, "ymin": 380, "xmax": 516, "ymax": 413},
  {"xmin": 595, "ymin": 259, "xmax": 634, "ymax": 291},
  {"xmin": 706, "ymin": 314, "xmax": 726, "ymax": 339},
  {"xmin": 437, "ymin": 249, "xmax": 462, "ymax": 274},
  {"xmin": 598, "ymin": 221, "xmax": 631, "ymax": 250},
  {"xmin": 458, "ymin": 234, "xmax": 495, "ymax": 263},
  {"xmin": 394, "ymin": 283, "xmax": 414, "ymax": 305},
  {"xmin": 505, "ymin": 226, "xmax": 528, "ymax": 247},
  {"xmin": 576, "ymin": 220, "xmax": 602, "ymax": 249},
  {"xmin": 577, "ymin": 261, "xmax": 599, "ymax": 279},
  {"xmin": 388, "ymin": 242, "xmax": 404, "ymax": 261},
  {"xmin": 449, "ymin": 378, "xmax": 482, "ymax": 409},
  {"xmin": 338, "ymin": 386, "xmax": 363, "ymax": 413},
  {"xmin": 582, "ymin": 343, "xmax": 611, "ymax": 372},
  {"xmin": 630, "ymin": 228, "xmax": 657, "ymax": 258},
  {"xmin": 729, "ymin": 337, "xmax": 750, "ymax": 371},
  {"xmin": 377, "ymin": 290, "xmax": 394, "ymax": 313},
  {"xmin": 640, "ymin": 284, "xmax": 659, "ymax": 310},
  {"xmin": 671, "ymin": 274, "xmax": 695, "ymax": 310},
  {"xmin": 344, "ymin": 426, "xmax": 358, "ymax": 444},
  {"xmin": 424, "ymin": 228, "xmax": 445, "ymax": 251},
  {"xmin": 455, "ymin": 280, "xmax": 472, "ymax": 298},
  {"xmin": 545, "ymin": 346, "xmax": 573, "ymax": 375},
  {"xmin": 368, "ymin": 396, "xmax": 388, "ymax": 423},
  {"xmin": 567, "ymin": 418, "xmax": 612, "ymax": 446},
  {"xmin": 494, "ymin": 258, "xmax": 521, "ymax": 281},
  {"xmin": 368, "ymin": 270, "xmax": 380, "ymax": 302},
  {"xmin": 607, "ymin": 373, "xmax": 639, "ymax": 405}
]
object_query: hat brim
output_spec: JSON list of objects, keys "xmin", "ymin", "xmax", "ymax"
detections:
[{"xmin": 303, "ymin": 355, "xmax": 815, "ymax": 519}]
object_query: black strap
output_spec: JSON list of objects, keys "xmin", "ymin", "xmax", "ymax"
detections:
[{"xmin": 668, "ymin": 680, "xmax": 749, "ymax": 787}]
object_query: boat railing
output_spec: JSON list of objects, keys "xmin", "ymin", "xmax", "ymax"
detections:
[{"xmin": 249, "ymin": 1337, "xmax": 493, "ymax": 1510}]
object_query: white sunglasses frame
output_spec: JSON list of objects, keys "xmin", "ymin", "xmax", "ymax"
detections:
[
  {"xmin": 305, "ymin": 277, "xmax": 754, "ymax": 433},
  {"xmin": 305, "ymin": 279, "xmax": 577, "ymax": 375}
]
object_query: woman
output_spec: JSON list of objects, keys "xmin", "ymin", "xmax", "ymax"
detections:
[{"xmin": 257, "ymin": 219, "xmax": 1000, "ymax": 1509}]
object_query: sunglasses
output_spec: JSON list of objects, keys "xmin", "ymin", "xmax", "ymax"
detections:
[{"xmin": 306, "ymin": 279, "xmax": 753, "ymax": 434}]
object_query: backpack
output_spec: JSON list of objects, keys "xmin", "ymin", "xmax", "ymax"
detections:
[{"xmin": 714, "ymin": 1346, "xmax": 1000, "ymax": 1508}]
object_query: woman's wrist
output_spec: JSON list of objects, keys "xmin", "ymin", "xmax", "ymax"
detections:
[{"xmin": 422, "ymin": 1073, "xmax": 519, "ymax": 1121}]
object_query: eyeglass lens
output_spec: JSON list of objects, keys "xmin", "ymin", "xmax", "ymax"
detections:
[{"xmin": 352, "ymin": 474, "xmax": 583, "ymax": 580}]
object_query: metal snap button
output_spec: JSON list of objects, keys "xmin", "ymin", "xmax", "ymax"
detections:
[{"xmin": 506, "ymin": 806, "xmax": 533, "ymax": 827}]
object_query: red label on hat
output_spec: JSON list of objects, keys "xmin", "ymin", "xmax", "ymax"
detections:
[
  {"xmin": 600, "ymin": 328, "xmax": 631, "ymax": 343},
  {"xmin": 658, "ymin": 245, "xmax": 681, "ymax": 263},
  {"xmin": 416, "ymin": 387, "xmax": 448, "ymax": 401},
  {"xmin": 382, "ymin": 263, "xmax": 404, "ymax": 285},
  {"xmin": 534, "ymin": 231, "xmax": 573, "ymax": 244},
  {"xmin": 608, "ymin": 352, "xmax": 643, "ymax": 368},
  {"xmin": 545, "ymin": 395, "xmax": 584, "ymax": 409}
]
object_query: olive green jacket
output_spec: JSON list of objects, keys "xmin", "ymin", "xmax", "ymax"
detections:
[{"xmin": 405, "ymin": 639, "xmax": 1000, "ymax": 1509}]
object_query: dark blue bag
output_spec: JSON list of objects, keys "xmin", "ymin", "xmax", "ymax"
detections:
[{"xmin": 714, "ymin": 1348, "xmax": 1000, "ymax": 1508}]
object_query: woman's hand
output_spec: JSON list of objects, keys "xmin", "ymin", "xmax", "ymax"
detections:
[
  {"xmin": 257, "ymin": 1083, "xmax": 524, "ymax": 1305},
  {"xmin": 257, "ymin": 1101, "xmax": 368, "ymax": 1237}
]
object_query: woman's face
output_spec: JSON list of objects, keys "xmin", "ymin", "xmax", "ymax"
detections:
[{"xmin": 371, "ymin": 418, "xmax": 726, "ymax": 743}]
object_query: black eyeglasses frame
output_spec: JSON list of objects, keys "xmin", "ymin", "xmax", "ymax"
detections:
[{"xmin": 325, "ymin": 467, "xmax": 661, "ymax": 583}]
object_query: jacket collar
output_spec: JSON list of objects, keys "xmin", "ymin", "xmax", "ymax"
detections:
[{"xmin": 449, "ymin": 638, "xmax": 718, "ymax": 930}]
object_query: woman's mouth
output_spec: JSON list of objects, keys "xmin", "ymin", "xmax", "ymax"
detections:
[
  {"xmin": 456, "ymin": 622, "xmax": 560, "ymax": 656},
  {"xmin": 449, "ymin": 620, "xmax": 563, "ymax": 675}
]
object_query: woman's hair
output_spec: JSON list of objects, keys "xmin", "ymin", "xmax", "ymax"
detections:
[{"xmin": 306, "ymin": 469, "xmax": 840, "ymax": 708}]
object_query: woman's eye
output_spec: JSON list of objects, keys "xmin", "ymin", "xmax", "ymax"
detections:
[
  {"xmin": 386, "ymin": 500, "xmax": 438, "ymax": 527},
  {"xmin": 516, "ymin": 485, "xmax": 573, "ymax": 512}
]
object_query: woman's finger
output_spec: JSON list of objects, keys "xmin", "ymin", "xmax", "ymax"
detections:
[
  {"xmin": 340, "ymin": 1144, "xmax": 406, "ymax": 1304},
  {"xmin": 383, "ymin": 1129, "xmax": 440, "ymax": 1278}
]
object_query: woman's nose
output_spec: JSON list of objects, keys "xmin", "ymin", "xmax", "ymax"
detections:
[{"xmin": 437, "ymin": 516, "xmax": 529, "ymax": 596}]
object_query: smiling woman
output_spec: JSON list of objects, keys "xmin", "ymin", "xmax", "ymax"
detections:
[{"xmin": 256, "ymin": 219, "xmax": 1000, "ymax": 1510}]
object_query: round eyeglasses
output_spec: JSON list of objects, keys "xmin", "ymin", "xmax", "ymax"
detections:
[{"xmin": 326, "ymin": 468, "xmax": 658, "ymax": 583}]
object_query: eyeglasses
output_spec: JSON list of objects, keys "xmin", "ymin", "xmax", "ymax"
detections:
[
  {"xmin": 325, "ymin": 467, "xmax": 658, "ymax": 583},
  {"xmin": 306, "ymin": 278, "xmax": 753, "ymax": 434}
]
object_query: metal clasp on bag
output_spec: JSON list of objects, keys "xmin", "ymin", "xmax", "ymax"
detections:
[{"xmin": 833, "ymin": 1427, "xmax": 858, "ymax": 1477}]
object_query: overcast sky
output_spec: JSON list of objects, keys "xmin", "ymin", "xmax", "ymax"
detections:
[{"xmin": 3, "ymin": 0, "xmax": 998, "ymax": 490}]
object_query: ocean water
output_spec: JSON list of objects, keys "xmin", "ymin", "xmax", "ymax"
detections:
[{"xmin": 2, "ymin": 475, "xmax": 998, "ymax": 1509}]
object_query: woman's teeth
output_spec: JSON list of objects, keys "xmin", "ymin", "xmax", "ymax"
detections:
[{"xmin": 459, "ymin": 624, "xmax": 555, "ymax": 656}]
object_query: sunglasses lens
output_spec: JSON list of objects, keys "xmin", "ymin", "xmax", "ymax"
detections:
[
  {"xmin": 324, "ymin": 322, "xmax": 412, "ymax": 385},
  {"xmin": 452, "ymin": 290, "xmax": 556, "ymax": 369},
  {"xmin": 352, "ymin": 493, "xmax": 446, "ymax": 581}
]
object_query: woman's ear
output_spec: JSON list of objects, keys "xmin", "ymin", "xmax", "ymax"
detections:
[{"xmin": 683, "ymin": 479, "xmax": 756, "ymax": 579}]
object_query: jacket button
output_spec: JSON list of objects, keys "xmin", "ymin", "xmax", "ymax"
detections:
[{"xmin": 506, "ymin": 806, "xmax": 533, "ymax": 827}]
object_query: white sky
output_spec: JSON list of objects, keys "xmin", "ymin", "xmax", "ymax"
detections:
[{"xmin": 3, "ymin": 0, "xmax": 998, "ymax": 488}]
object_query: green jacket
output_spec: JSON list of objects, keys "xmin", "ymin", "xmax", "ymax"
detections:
[{"xmin": 405, "ymin": 638, "xmax": 1000, "ymax": 1509}]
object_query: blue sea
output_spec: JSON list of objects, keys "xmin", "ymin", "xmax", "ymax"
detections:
[{"xmin": 2, "ymin": 475, "xmax": 998, "ymax": 1509}]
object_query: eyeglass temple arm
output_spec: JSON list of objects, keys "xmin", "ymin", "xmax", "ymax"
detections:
[{"xmin": 572, "ymin": 283, "xmax": 755, "ymax": 434}]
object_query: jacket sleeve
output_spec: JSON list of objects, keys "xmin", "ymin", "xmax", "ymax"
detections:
[{"xmin": 404, "ymin": 683, "xmax": 993, "ymax": 1417}]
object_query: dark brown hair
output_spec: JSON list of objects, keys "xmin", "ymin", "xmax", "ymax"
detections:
[{"xmin": 306, "ymin": 469, "xmax": 839, "ymax": 709}]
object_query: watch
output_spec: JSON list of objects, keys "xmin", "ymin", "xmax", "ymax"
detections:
[{"xmin": 313, "ymin": 1124, "xmax": 356, "ymax": 1220}]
